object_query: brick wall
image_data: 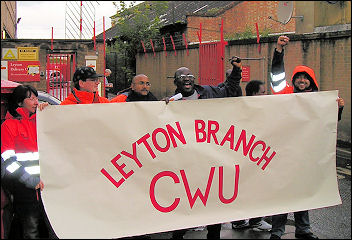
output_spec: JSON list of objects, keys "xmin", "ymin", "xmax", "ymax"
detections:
[
  {"xmin": 185, "ymin": 1, "xmax": 296, "ymax": 43},
  {"xmin": 136, "ymin": 31, "xmax": 351, "ymax": 143}
]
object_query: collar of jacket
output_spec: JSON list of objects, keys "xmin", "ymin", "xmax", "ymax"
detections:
[
  {"xmin": 71, "ymin": 88, "xmax": 98, "ymax": 104},
  {"xmin": 127, "ymin": 90, "xmax": 157, "ymax": 101},
  {"xmin": 5, "ymin": 107, "xmax": 36, "ymax": 121}
]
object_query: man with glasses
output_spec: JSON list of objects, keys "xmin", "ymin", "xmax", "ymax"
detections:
[
  {"xmin": 110, "ymin": 74, "xmax": 158, "ymax": 102},
  {"xmin": 61, "ymin": 66, "xmax": 110, "ymax": 105},
  {"xmin": 167, "ymin": 58, "xmax": 242, "ymax": 103},
  {"xmin": 167, "ymin": 57, "xmax": 243, "ymax": 239}
]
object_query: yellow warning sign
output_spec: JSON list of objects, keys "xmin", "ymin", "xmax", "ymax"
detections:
[
  {"xmin": 2, "ymin": 48, "xmax": 18, "ymax": 60},
  {"xmin": 18, "ymin": 47, "xmax": 39, "ymax": 61}
]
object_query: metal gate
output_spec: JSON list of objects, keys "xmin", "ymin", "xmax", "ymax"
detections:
[
  {"xmin": 46, "ymin": 53, "xmax": 76, "ymax": 101},
  {"xmin": 199, "ymin": 41, "xmax": 227, "ymax": 86}
]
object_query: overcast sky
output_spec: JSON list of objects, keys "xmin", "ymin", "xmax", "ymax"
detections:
[{"xmin": 17, "ymin": 1, "xmax": 137, "ymax": 39}]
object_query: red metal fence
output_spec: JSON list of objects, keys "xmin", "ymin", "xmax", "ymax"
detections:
[
  {"xmin": 198, "ymin": 19, "xmax": 227, "ymax": 86},
  {"xmin": 46, "ymin": 53, "xmax": 75, "ymax": 101},
  {"xmin": 198, "ymin": 41, "xmax": 227, "ymax": 86}
]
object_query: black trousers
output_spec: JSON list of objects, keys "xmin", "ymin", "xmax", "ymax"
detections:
[
  {"xmin": 13, "ymin": 200, "xmax": 58, "ymax": 239},
  {"xmin": 206, "ymin": 224, "xmax": 221, "ymax": 239},
  {"xmin": 171, "ymin": 223, "xmax": 221, "ymax": 239}
]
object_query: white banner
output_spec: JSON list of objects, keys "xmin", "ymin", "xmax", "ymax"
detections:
[{"xmin": 37, "ymin": 91, "xmax": 341, "ymax": 239}]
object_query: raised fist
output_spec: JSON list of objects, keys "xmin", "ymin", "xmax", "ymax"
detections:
[{"xmin": 276, "ymin": 36, "xmax": 290, "ymax": 52}]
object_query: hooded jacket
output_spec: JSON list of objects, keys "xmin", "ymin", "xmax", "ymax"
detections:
[
  {"xmin": 60, "ymin": 88, "xmax": 110, "ymax": 105},
  {"xmin": 291, "ymin": 65, "xmax": 319, "ymax": 92},
  {"xmin": 270, "ymin": 48, "xmax": 343, "ymax": 120},
  {"xmin": 1, "ymin": 108, "xmax": 40, "ymax": 203},
  {"xmin": 270, "ymin": 49, "xmax": 318, "ymax": 94}
]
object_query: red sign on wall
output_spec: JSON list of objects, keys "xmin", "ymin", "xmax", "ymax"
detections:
[
  {"xmin": 8, "ymin": 61, "xmax": 40, "ymax": 82},
  {"xmin": 242, "ymin": 66, "xmax": 250, "ymax": 82}
]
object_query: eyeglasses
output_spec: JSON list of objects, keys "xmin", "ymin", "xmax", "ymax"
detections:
[
  {"xmin": 86, "ymin": 78, "xmax": 100, "ymax": 83},
  {"xmin": 26, "ymin": 96, "xmax": 38, "ymax": 101},
  {"xmin": 177, "ymin": 74, "xmax": 195, "ymax": 81},
  {"xmin": 134, "ymin": 81, "xmax": 151, "ymax": 86}
]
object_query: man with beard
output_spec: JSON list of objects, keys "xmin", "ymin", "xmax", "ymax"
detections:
[{"xmin": 269, "ymin": 35, "xmax": 344, "ymax": 239}]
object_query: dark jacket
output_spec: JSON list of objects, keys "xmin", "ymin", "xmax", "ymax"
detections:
[
  {"xmin": 174, "ymin": 65, "xmax": 242, "ymax": 99},
  {"xmin": 110, "ymin": 89, "xmax": 158, "ymax": 102}
]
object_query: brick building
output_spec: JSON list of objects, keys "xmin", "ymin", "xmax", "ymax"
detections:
[
  {"xmin": 103, "ymin": 1, "xmax": 297, "ymax": 46},
  {"xmin": 185, "ymin": 1, "xmax": 296, "ymax": 43},
  {"xmin": 1, "ymin": 1, "xmax": 17, "ymax": 39}
]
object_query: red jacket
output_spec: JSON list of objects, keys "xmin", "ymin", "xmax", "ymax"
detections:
[
  {"xmin": 1, "ymin": 108, "xmax": 38, "ymax": 154},
  {"xmin": 1, "ymin": 108, "xmax": 40, "ymax": 202},
  {"xmin": 110, "ymin": 93, "xmax": 127, "ymax": 103},
  {"xmin": 60, "ymin": 88, "xmax": 110, "ymax": 105}
]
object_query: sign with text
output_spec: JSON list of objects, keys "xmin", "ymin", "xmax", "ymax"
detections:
[
  {"xmin": 242, "ymin": 66, "xmax": 250, "ymax": 82},
  {"xmin": 17, "ymin": 47, "xmax": 39, "ymax": 61},
  {"xmin": 7, "ymin": 61, "xmax": 40, "ymax": 82},
  {"xmin": 37, "ymin": 91, "xmax": 341, "ymax": 239}
]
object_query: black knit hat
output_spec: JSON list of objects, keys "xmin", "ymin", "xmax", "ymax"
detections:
[{"xmin": 73, "ymin": 67, "xmax": 103, "ymax": 82}]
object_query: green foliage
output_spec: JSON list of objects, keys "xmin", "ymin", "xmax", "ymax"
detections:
[
  {"xmin": 206, "ymin": 7, "xmax": 221, "ymax": 15},
  {"xmin": 225, "ymin": 25, "xmax": 254, "ymax": 40},
  {"xmin": 109, "ymin": 1, "xmax": 168, "ymax": 82},
  {"xmin": 225, "ymin": 25, "xmax": 272, "ymax": 40}
]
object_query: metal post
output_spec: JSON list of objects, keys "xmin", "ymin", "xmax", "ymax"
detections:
[
  {"xmin": 80, "ymin": 1, "xmax": 82, "ymax": 39},
  {"xmin": 114, "ymin": 52, "xmax": 117, "ymax": 93}
]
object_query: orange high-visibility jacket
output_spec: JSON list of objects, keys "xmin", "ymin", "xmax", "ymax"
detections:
[{"xmin": 60, "ymin": 88, "xmax": 110, "ymax": 105}]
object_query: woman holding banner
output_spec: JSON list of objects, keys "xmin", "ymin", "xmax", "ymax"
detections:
[{"xmin": 1, "ymin": 85, "xmax": 56, "ymax": 239}]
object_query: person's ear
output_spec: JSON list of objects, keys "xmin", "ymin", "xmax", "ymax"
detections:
[{"xmin": 78, "ymin": 80, "xmax": 84, "ymax": 88}]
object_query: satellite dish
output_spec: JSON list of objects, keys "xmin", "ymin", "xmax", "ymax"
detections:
[{"xmin": 277, "ymin": 1, "xmax": 294, "ymax": 24}]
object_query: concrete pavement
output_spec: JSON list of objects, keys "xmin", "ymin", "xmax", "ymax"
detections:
[{"xmin": 147, "ymin": 218, "xmax": 314, "ymax": 239}]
